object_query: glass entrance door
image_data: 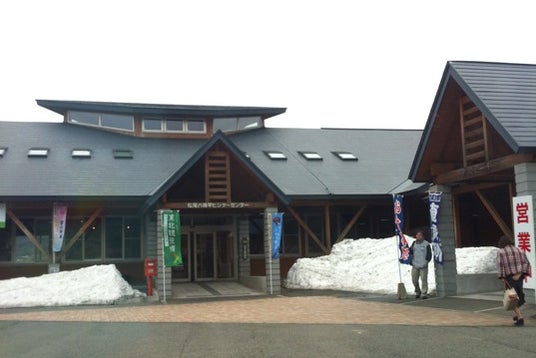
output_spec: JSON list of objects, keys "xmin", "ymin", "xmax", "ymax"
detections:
[
  {"xmin": 194, "ymin": 233, "xmax": 215, "ymax": 280},
  {"xmin": 172, "ymin": 228, "xmax": 235, "ymax": 282},
  {"xmin": 193, "ymin": 230, "xmax": 234, "ymax": 281}
]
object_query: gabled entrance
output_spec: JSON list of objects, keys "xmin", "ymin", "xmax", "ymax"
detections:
[{"xmin": 172, "ymin": 224, "xmax": 235, "ymax": 282}]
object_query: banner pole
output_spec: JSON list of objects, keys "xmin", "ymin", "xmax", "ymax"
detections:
[
  {"xmin": 162, "ymin": 235, "xmax": 166, "ymax": 303},
  {"xmin": 161, "ymin": 210, "xmax": 167, "ymax": 304},
  {"xmin": 268, "ymin": 213, "xmax": 273, "ymax": 295}
]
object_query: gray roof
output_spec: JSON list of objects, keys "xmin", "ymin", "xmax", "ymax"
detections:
[
  {"xmin": 0, "ymin": 122, "xmax": 202, "ymax": 199},
  {"xmin": 0, "ymin": 121, "xmax": 423, "ymax": 203},
  {"xmin": 410, "ymin": 61, "xmax": 536, "ymax": 180},
  {"xmin": 232, "ymin": 128, "xmax": 424, "ymax": 197},
  {"xmin": 444, "ymin": 61, "xmax": 536, "ymax": 152},
  {"xmin": 36, "ymin": 99, "xmax": 287, "ymax": 119}
]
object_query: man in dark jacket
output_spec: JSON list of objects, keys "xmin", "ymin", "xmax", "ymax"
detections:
[{"xmin": 410, "ymin": 230, "xmax": 432, "ymax": 299}]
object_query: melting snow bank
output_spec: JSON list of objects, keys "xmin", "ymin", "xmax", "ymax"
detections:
[
  {"xmin": 0, "ymin": 264, "xmax": 146, "ymax": 308},
  {"xmin": 284, "ymin": 236, "xmax": 498, "ymax": 295}
]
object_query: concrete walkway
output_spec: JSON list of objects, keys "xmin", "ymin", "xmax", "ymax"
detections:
[{"xmin": 0, "ymin": 285, "xmax": 534, "ymax": 327}]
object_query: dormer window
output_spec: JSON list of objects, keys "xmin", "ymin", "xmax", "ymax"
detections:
[
  {"xmin": 299, "ymin": 151, "xmax": 323, "ymax": 160},
  {"xmin": 264, "ymin": 151, "xmax": 287, "ymax": 160},
  {"xmin": 72, "ymin": 149, "xmax": 92, "ymax": 158},
  {"xmin": 333, "ymin": 151, "xmax": 358, "ymax": 161},
  {"xmin": 28, "ymin": 148, "xmax": 49, "ymax": 157},
  {"xmin": 113, "ymin": 149, "xmax": 133, "ymax": 159}
]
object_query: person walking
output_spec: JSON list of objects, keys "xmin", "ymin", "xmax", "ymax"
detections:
[
  {"xmin": 410, "ymin": 230, "xmax": 432, "ymax": 299},
  {"xmin": 496, "ymin": 235, "xmax": 532, "ymax": 326}
]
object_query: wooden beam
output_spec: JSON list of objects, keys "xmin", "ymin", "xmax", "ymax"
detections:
[
  {"xmin": 452, "ymin": 182, "xmax": 511, "ymax": 196},
  {"xmin": 434, "ymin": 153, "xmax": 533, "ymax": 184},
  {"xmin": 324, "ymin": 205, "xmax": 331, "ymax": 250},
  {"xmin": 287, "ymin": 207, "xmax": 328, "ymax": 254},
  {"xmin": 459, "ymin": 98, "xmax": 468, "ymax": 168},
  {"xmin": 335, "ymin": 205, "xmax": 367, "ymax": 244},
  {"xmin": 452, "ymin": 195, "xmax": 462, "ymax": 248},
  {"xmin": 430, "ymin": 163, "xmax": 458, "ymax": 177},
  {"xmin": 58, "ymin": 207, "xmax": 103, "ymax": 259},
  {"xmin": 7, "ymin": 209, "xmax": 51, "ymax": 261},
  {"xmin": 475, "ymin": 190, "xmax": 513, "ymax": 239}
]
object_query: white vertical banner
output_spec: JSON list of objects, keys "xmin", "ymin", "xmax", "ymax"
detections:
[
  {"xmin": 52, "ymin": 203, "xmax": 68, "ymax": 252},
  {"xmin": 512, "ymin": 195, "xmax": 535, "ymax": 289},
  {"xmin": 0, "ymin": 203, "xmax": 5, "ymax": 229}
]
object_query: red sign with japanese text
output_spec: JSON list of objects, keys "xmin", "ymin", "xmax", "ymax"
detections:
[{"xmin": 512, "ymin": 195, "xmax": 535, "ymax": 289}]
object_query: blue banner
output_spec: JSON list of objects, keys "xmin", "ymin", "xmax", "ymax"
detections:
[
  {"xmin": 271, "ymin": 213, "xmax": 283, "ymax": 259},
  {"xmin": 429, "ymin": 192, "xmax": 444, "ymax": 265},
  {"xmin": 393, "ymin": 194, "xmax": 411, "ymax": 264}
]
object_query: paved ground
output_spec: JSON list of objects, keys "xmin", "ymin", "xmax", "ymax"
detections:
[{"xmin": 0, "ymin": 285, "xmax": 534, "ymax": 327}]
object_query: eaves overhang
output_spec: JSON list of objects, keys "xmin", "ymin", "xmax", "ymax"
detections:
[{"xmin": 36, "ymin": 99, "xmax": 287, "ymax": 119}]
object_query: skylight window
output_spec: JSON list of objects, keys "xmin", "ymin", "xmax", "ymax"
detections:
[
  {"xmin": 333, "ymin": 151, "xmax": 358, "ymax": 161},
  {"xmin": 264, "ymin": 151, "xmax": 287, "ymax": 160},
  {"xmin": 72, "ymin": 149, "xmax": 92, "ymax": 158},
  {"xmin": 299, "ymin": 151, "xmax": 323, "ymax": 160},
  {"xmin": 113, "ymin": 149, "xmax": 133, "ymax": 159},
  {"xmin": 0, "ymin": 147, "xmax": 6, "ymax": 157},
  {"xmin": 28, "ymin": 148, "xmax": 49, "ymax": 157}
]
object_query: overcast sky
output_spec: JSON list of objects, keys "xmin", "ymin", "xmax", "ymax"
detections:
[{"xmin": 1, "ymin": 1, "xmax": 535, "ymax": 129}]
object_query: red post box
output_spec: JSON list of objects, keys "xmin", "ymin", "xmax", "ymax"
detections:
[{"xmin": 144, "ymin": 258, "xmax": 157, "ymax": 296}]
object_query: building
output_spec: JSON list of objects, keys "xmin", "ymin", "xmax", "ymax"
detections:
[
  {"xmin": 410, "ymin": 61, "xmax": 536, "ymax": 298},
  {"xmin": 1, "ymin": 60, "xmax": 534, "ymax": 300},
  {"xmin": 0, "ymin": 99, "xmax": 425, "ymax": 296}
]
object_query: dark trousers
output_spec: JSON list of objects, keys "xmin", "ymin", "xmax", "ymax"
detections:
[{"xmin": 506, "ymin": 275, "xmax": 526, "ymax": 307}]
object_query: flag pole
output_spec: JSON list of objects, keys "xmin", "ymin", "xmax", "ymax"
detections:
[
  {"xmin": 161, "ymin": 210, "xmax": 167, "ymax": 304},
  {"xmin": 162, "ymin": 241, "xmax": 166, "ymax": 303},
  {"xmin": 393, "ymin": 194, "xmax": 408, "ymax": 299},
  {"xmin": 268, "ymin": 213, "xmax": 273, "ymax": 295}
]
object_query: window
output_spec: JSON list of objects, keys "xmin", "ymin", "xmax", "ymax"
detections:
[
  {"xmin": 14, "ymin": 219, "xmax": 50, "ymax": 263},
  {"xmin": 72, "ymin": 149, "xmax": 92, "ymax": 158},
  {"xmin": 28, "ymin": 148, "xmax": 49, "ymax": 157},
  {"xmin": 68, "ymin": 111, "xmax": 134, "ymax": 131},
  {"xmin": 0, "ymin": 147, "xmax": 7, "ymax": 157},
  {"xmin": 187, "ymin": 120, "xmax": 205, "ymax": 132},
  {"xmin": 333, "ymin": 151, "xmax": 358, "ymax": 161},
  {"xmin": 305, "ymin": 214, "xmax": 325, "ymax": 255},
  {"xmin": 65, "ymin": 218, "xmax": 102, "ymax": 261},
  {"xmin": 124, "ymin": 218, "xmax": 141, "ymax": 258},
  {"xmin": 264, "ymin": 151, "xmax": 287, "ymax": 160},
  {"xmin": 142, "ymin": 118, "xmax": 163, "ymax": 131},
  {"xmin": 282, "ymin": 216, "xmax": 300, "ymax": 255},
  {"xmin": 142, "ymin": 118, "xmax": 205, "ymax": 133},
  {"xmin": 0, "ymin": 221, "xmax": 11, "ymax": 261},
  {"xmin": 84, "ymin": 218, "xmax": 102, "ymax": 260},
  {"xmin": 165, "ymin": 120, "xmax": 183, "ymax": 132},
  {"xmin": 15, "ymin": 219, "xmax": 36, "ymax": 263},
  {"xmin": 105, "ymin": 218, "xmax": 123, "ymax": 259},
  {"xmin": 64, "ymin": 216, "xmax": 141, "ymax": 261},
  {"xmin": 113, "ymin": 149, "xmax": 133, "ymax": 159},
  {"xmin": 299, "ymin": 151, "xmax": 322, "ymax": 160},
  {"xmin": 249, "ymin": 215, "xmax": 265, "ymax": 255},
  {"xmin": 213, "ymin": 117, "xmax": 261, "ymax": 133}
]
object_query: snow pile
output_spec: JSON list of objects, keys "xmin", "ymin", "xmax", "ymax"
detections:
[
  {"xmin": 285, "ymin": 236, "xmax": 498, "ymax": 294},
  {"xmin": 0, "ymin": 264, "xmax": 145, "ymax": 308}
]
